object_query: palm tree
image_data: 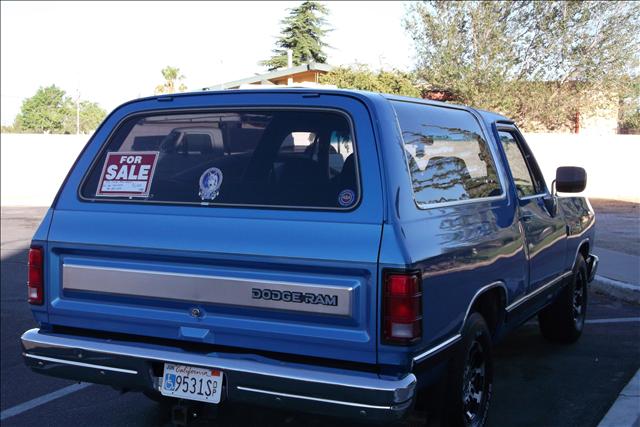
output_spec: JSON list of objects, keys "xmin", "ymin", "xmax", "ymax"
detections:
[{"xmin": 155, "ymin": 66, "xmax": 187, "ymax": 94}]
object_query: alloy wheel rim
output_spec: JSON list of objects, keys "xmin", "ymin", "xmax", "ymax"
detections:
[
  {"xmin": 572, "ymin": 273, "xmax": 586, "ymax": 325},
  {"xmin": 462, "ymin": 339, "xmax": 486, "ymax": 425}
]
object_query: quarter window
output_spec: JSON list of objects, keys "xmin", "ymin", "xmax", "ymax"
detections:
[{"xmin": 392, "ymin": 102, "xmax": 502, "ymax": 206}]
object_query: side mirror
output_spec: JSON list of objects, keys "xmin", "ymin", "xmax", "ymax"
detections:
[{"xmin": 555, "ymin": 166, "xmax": 587, "ymax": 193}]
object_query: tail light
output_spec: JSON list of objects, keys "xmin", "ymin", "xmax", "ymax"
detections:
[
  {"xmin": 27, "ymin": 247, "xmax": 44, "ymax": 305},
  {"xmin": 383, "ymin": 270, "xmax": 422, "ymax": 344}
]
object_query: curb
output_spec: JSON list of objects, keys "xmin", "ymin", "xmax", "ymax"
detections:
[
  {"xmin": 597, "ymin": 368, "xmax": 640, "ymax": 427},
  {"xmin": 592, "ymin": 275, "xmax": 640, "ymax": 305}
]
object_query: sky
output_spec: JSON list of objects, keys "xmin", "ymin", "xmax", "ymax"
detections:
[{"xmin": 0, "ymin": 1, "xmax": 415, "ymax": 125}]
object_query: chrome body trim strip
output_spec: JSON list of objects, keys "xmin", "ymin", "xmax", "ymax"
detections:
[
  {"xmin": 519, "ymin": 193, "xmax": 549, "ymax": 201},
  {"xmin": 461, "ymin": 281, "xmax": 508, "ymax": 333},
  {"xmin": 413, "ymin": 194, "xmax": 506, "ymax": 210},
  {"xmin": 572, "ymin": 238, "xmax": 590, "ymax": 267},
  {"xmin": 62, "ymin": 263, "xmax": 354, "ymax": 316},
  {"xmin": 505, "ymin": 270, "xmax": 572, "ymax": 312},
  {"xmin": 23, "ymin": 353, "xmax": 138, "ymax": 374},
  {"xmin": 412, "ymin": 334, "xmax": 462, "ymax": 364},
  {"xmin": 236, "ymin": 386, "xmax": 393, "ymax": 410}
]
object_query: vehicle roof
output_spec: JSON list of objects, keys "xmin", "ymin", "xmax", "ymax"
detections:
[{"xmin": 122, "ymin": 87, "xmax": 514, "ymax": 124}]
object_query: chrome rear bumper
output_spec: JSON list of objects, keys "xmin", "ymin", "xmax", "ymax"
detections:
[{"xmin": 21, "ymin": 328, "xmax": 415, "ymax": 421}]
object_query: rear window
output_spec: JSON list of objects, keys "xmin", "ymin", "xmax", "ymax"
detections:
[
  {"xmin": 81, "ymin": 110, "xmax": 359, "ymax": 209},
  {"xmin": 392, "ymin": 102, "xmax": 503, "ymax": 207}
]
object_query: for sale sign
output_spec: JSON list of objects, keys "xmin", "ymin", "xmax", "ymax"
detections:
[{"xmin": 96, "ymin": 151, "xmax": 159, "ymax": 197}]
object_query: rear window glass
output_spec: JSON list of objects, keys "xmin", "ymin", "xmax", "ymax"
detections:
[
  {"xmin": 81, "ymin": 110, "xmax": 359, "ymax": 209},
  {"xmin": 392, "ymin": 102, "xmax": 502, "ymax": 207}
]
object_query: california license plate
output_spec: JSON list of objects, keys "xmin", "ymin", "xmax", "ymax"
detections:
[{"xmin": 160, "ymin": 363, "xmax": 223, "ymax": 403}]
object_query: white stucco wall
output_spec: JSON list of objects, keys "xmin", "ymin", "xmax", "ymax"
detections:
[
  {"xmin": 1, "ymin": 132, "xmax": 639, "ymax": 206},
  {"xmin": 1, "ymin": 134, "xmax": 89, "ymax": 206},
  {"xmin": 523, "ymin": 133, "xmax": 640, "ymax": 203}
]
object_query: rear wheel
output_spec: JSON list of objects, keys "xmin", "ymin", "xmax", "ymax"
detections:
[
  {"xmin": 442, "ymin": 312, "xmax": 493, "ymax": 427},
  {"xmin": 538, "ymin": 254, "xmax": 588, "ymax": 343}
]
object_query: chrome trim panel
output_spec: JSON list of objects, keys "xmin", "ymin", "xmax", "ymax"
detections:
[
  {"xmin": 236, "ymin": 386, "xmax": 392, "ymax": 410},
  {"xmin": 505, "ymin": 270, "xmax": 572, "ymax": 312},
  {"xmin": 23, "ymin": 353, "xmax": 138, "ymax": 374},
  {"xmin": 412, "ymin": 334, "xmax": 461, "ymax": 364},
  {"xmin": 62, "ymin": 264, "xmax": 354, "ymax": 316},
  {"xmin": 21, "ymin": 328, "xmax": 414, "ymax": 395}
]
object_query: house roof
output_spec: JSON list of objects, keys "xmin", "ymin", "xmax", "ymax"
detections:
[{"xmin": 203, "ymin": 63, "xmax": 334, "ymax": 90}]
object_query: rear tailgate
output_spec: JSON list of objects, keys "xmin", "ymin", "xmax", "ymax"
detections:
[{"xmin": 45, "ymin": 92, "xmax": 384, "ymax": 364}]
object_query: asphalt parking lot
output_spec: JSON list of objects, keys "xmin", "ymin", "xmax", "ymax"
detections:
[{"xmin": 1, "ymin": 204, "xmax": 639, "ymax": 427}]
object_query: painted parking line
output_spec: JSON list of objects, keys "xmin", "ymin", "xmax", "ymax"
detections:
[
  {"xmin": 0, "ymin": 383, "xmax": 91, "ymax": 421},
  {"xmin": 586, "ymin": 317, "xmax": 640, "ymax": 324}
]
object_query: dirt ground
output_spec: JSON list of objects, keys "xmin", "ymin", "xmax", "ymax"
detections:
[{"xmin": 590, "ymin": 198, "xmax": 640, "ymax": 256}]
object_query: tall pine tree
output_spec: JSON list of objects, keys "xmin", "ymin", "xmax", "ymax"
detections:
[{"xmin": 261, "ymin": 1, "xmax": 330, "ymax": 71}]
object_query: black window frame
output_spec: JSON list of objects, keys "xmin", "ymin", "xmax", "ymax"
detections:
[{"xmin": 77, "ymin": 107, "xmax": 363, "ymax": 212}]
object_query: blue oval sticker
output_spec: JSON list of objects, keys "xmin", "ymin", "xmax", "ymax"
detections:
[{"xmin": 338, "ymin": 189, "xmax": 355, "ymax": 207}]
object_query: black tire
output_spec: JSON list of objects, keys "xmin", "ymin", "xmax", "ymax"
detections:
[
  {"xmin": 538, "ymin": 254, "xmax": 588, "ymax": 344},
  {"xmin": 443, "ymin": 312, "xmax": 494, "ymax": 427}
]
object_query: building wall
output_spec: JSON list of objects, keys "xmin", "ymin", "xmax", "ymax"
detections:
[
  {"xmin": 523, "ymin": 133, "xmax": 638, "ymax": 202},
  {"xmin": 1, "ymin": 132, "xmax": 638, "ymax": 206},
  {"xmin": 270, "ymin": 70, "xmax": 322, "ymax": 85},
  {"xmin": 579, "ymin": 101, "xmax": 620, "ymax": 135}
]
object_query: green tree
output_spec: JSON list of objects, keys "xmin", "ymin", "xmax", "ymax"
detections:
[
  {"xmin": 618, "ymin": 76, "xmax": 640, "ymax": 133},
  {"xmin": 76, "ymin": 101, "xmax": 107, "ymax": 134},
  {"xmin": 11, "ymin": 85, "xmax": 107, "ymax": 134},
  {"xmin": 320, "ymin": 65, "xmax": 420, "ymax": 97},
  {"xmin": 405, "ymin": 1, "xmax": 640, "ymax": 131},
  {"xmin": 261, "ymin": 1, "xmax": 330, "ymax": 70},
  {"xmin": 14, "ymin": 85, "xmax": 73, "ymax": 133},
  {"xmin": 155, "ymin": 66, "xmax": 187, "ymax": 94}
]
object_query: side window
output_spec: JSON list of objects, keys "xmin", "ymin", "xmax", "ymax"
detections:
[
  {"xmin": 392, "ymin": 101, "xmax": 502, "ymax": 206},
  {"xmin": 498, "ymin": 131, "xmax": 536, "ymax": 197},
  {"xmin": 498, "ymin": 130, "xmax": 544, "ymax": 198}
]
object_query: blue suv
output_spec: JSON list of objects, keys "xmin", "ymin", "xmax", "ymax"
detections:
[{"xmin": 22, "ymin": 89, "xmax": 597, "ymax": 426}]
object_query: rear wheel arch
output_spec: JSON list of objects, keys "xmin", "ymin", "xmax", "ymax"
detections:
[
  {"xmin": 465, "ymin": 283, "xmax": 507, "ymax": 339},
  {"xmin": 578, "ymin": 241, "xmax": 589, "ymax": 266}
]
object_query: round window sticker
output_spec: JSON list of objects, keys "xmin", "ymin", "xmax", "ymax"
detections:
[
  {"xmin": 338, "ymin": 189, "xmax": 356, "ymax": 207},
  {"xmin": 199, "ymin": 167, "xmax": 223, "ymax": 201}
]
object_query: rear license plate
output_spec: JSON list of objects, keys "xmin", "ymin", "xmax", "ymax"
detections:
[{"xmin": 160, "ymin": 363, "xmax": 223, "ymax": 403}]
